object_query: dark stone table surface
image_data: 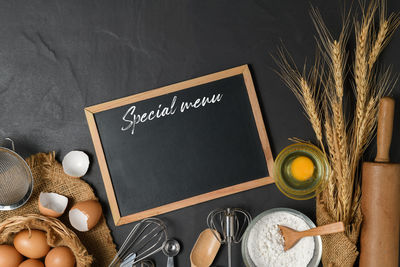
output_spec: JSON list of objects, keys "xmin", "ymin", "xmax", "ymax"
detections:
[{"xmin": 1, "ymin": 0, "xmax": 400, "ymax": 266}]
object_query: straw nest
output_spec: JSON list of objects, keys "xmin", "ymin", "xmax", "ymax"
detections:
[{"xmin": 0, "ymin": 214, "xmax": 93, "ymax": 266}]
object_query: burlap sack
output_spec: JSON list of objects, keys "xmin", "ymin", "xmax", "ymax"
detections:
[
  {"xmin": 0, "ymin": 152, "xmax": 117, "ymax": 266},
  {"xmin": 316, "ymin": 194, "xmax": 362, "ymax": 267}
]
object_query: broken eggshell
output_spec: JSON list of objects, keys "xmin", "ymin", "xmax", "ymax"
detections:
[
  {"xmin": 38, "ymin": 192, "xmax": 68, "ymax": 218},
  {"xmin": 69, "ymin": 200, "xmax": 102, "ymax": 232},
  {"xmin": 62, "ymin": 151, "xmax": 90, "ymax": 177}
]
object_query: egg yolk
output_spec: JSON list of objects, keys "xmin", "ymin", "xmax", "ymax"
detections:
[{"xmin": 291, "ymin": 156, "xmax": 314, "ymax": 181}]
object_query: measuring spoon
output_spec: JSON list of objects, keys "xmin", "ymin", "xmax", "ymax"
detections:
[
  {"xmin": 190, "ymin": 229, "xmax": 221, "ymax": 267},
  {"xmin": 162, "ymin": 239, "xmax": 180, "ymax": 267}
]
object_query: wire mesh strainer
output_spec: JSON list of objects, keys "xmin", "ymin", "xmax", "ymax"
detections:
[{"xmin": 0, "ymin": 138, "xmax": 33, "ymax": 210}]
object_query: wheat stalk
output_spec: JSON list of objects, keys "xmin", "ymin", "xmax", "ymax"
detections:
[
  {"xmin": 274, "ymin": 49, "xmax": 324, "ymax": 149},
  {"xmin": 368, "ymin": 4, "xmax": 400, "ymax": 69},
  {"xmin": 354, "ymin": 1, "xmax": 377, "ymax": 129},
  {"xmin": 323, "ymin": 115, "xmax": 338, "ymax": 214},
  {"xmin": 310, "ymin": 5, "xmax": 354, "ymax": 223}
]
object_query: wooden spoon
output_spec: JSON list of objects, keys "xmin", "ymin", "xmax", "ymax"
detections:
[
  {"xmin": 190, "ymin": 228, "xmax": 221, "ymax": 267},
  {"xmin": 279, "ymin": 222, "xmax": 345, "ymax": 251}
]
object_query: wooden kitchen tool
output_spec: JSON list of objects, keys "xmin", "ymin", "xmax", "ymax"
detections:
[
  {"xmin": 190, "ymin": 229, "xmax": 221, "ymax": 267},
  {"xmin": 279, "ymin": 222, "xmax": 345, "ymax": 251},
  {"xmin": 360, "ymin": 97, "xmax": 400, "ymax": 267}
]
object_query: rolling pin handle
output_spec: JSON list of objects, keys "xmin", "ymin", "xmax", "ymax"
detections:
[{"xmin": 375, "ymin": 97, "xmax": 395, "ymax": 163}]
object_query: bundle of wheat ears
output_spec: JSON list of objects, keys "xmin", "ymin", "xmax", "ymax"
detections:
[{"xmin": 275, "ymin": 0, "xmax": 399, "ymax": 263}]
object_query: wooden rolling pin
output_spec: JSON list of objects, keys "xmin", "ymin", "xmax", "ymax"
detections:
[{"xmin": 360, "ymin": 97, "xmax": 400, "ymax": 267}]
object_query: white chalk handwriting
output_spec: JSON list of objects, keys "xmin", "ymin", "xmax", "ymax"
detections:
[{"xmin": 121, "ymin": 93, "xmax": 223, "ymax": 135}]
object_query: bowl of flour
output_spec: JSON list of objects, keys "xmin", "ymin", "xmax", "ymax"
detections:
[{"xmin": 241, "ymin": 208, "xmax": 322, "ymax": 267}]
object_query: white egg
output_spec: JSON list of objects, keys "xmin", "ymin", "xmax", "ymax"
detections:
[{"xmin": 62, "ymin": 151, "xmax": 90, "ymax": 177}]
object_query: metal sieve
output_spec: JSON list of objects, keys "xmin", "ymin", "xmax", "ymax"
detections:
[{"xmin": 0, "ymin": 138, "xmax": 33, "ymax": 210}]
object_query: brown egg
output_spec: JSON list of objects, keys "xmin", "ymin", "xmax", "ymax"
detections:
[
  {"xmin": 19, "ymin": 259, "xmax": 44, "ymax": 267},
  {"xmin": 0, "ymin": 244, "xmax": 23, "ymax": 267},
  {"xmin": 45, "ymin": 247, "xmax": 76, "ymax": 267},
  {"xmin": 69, "ymin": 200, "xmax": 102, "ymax": 232},
  {"xmin": 13, "ymin": 230, "xmax": 50, "ymax": 259}
]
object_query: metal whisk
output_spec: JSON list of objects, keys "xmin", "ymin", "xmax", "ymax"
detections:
[
  {"xmin": 109, "ymin": 218, "xmax": 168, "ymax": 267},
  {"xmin": 207, "ymin": 208, "xmax": 252, "ymax": 267}
]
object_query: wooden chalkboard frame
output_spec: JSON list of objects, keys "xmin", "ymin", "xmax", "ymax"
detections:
[{"xmin": 85, "ymin": 65, "xmax": 274, "ymax": 226}]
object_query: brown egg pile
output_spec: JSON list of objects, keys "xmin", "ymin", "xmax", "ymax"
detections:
[{"xmin": 0, "ymin": 230, "xmax": 76, "ymax": 267}]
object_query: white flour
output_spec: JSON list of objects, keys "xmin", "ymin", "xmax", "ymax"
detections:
[{"xmin": 247, "ymin": 211, "xmax": 315, "ymax": 267}]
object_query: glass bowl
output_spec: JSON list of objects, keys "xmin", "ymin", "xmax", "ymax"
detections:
[
  {"xmin": 241, "ymin": 208, "xmax": 322, "ymax": 267},
  {"xmin": 273, "ymin": 143, "xmax": 329, "ymax": 200}
]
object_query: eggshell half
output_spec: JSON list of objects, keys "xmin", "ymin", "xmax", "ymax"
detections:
[
  {"xmin": 62, "ymin": 151, "xmax": 90, "ymax": 177},
  {"xmin": 0, "ymin": 245, "xmax": 23, "ymax": 267},
  {"xmin": 69, "ymin": 200, "xmax": 102, "ymax": 232},
  {"xmin": 13, "ymin": 230, "xmax": 50, "ymax": 259},
  {"xmin": 19, "ymin": 259, "xmax": 44, "ymax": 267},
  {"xmin": 45, "ymin": 247, "xmax": 75, "ymax": 267},
  {"xmin": 38, "ymin": 192, "xmax": 68, "ymax": 218}
]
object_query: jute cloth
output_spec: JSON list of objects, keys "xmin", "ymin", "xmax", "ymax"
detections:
[
  {"xmin": 0, "ymin": 152, "xmax": 117, "ymax": 266},
  {"xmin": 316, "ymin": 194, "xmax": 362, "ymax": 267}
]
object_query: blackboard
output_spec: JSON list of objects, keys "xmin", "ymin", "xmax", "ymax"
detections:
[{"xmin": 85, "ymin": 65, "xmax": 274, "ymax": 226}]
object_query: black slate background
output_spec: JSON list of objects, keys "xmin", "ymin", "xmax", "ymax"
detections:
[{"xmin": 1, "ymin": 0, "xmax": 400, "ymax": 266}]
